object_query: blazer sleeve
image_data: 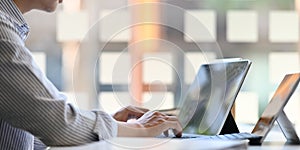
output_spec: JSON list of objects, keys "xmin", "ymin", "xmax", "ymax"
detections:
[{"xmin": 0, "ymin": 20, "xmax": 117, "ymax": 146}]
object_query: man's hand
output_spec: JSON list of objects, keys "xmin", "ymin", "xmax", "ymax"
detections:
[
  {"xmin": 117, "ymin": 111, "xmax": 182, "ymax": 138},
  {"xmin": 112, "ymin": 106, "xmax": 149, "ymax": 122}
]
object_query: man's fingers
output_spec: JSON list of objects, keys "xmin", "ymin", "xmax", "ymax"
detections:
[
  {"xmin": 173, "ymin": 129, "xmax": 182, "ymax": 138},
  {"xmin": 163, "ymin": 130, "xmax": 169, "ymax": 137},
  {"xmin": 135, "ymin": 107, "xmax": 149, "ymax": 113},
  {"xmin": 128, "ymin": 106, "xmax": 149, "ymax": 113},
  {"xmin": 136, "ymin": 110, "xmax": 182, "ymax": 137},
  {"xmin": 128, "ymin": 106, "xmax": 149, "ymax": 117},
  {"xmin": 124, "ymin": 106, "xmax": 150, "ymax": 120},
  {"xmin": 156, "ymin": 119, "xmax": 182, "ymax": 138},
  {"xmin": 165, "ymin": 115, "xmax": 178, "ymax": 121},
  {"xmin": 165, "ymin": 120, "xmax": 182, "ymax": 138}
]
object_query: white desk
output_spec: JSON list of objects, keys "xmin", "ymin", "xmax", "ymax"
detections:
[
  {"xmin": 249, "ymin": 143, "xmax": 300, "ymax": 150},
  {"xmin": 50, "ymin": 138, "xmax": 300, "ymax": 150},
  {"xmin": 50, "ymin": 138, "xmax": 247, "ymax": 150},
  {"xmin": 51, "ymin": 124, "xmax": 300, "ymax": 150}
]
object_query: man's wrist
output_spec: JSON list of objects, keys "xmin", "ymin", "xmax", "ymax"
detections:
[{"xmin": 117, "ymin": 121, "xmax": 146, "ymax": 137}]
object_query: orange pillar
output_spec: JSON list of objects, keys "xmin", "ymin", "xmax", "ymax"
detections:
[
  {"xmin": 128, "ymin": 0, "xmax": 161, "ymax": 106},
  {"xmin": 61, "ymin": 0, "xmax": 82, "ymax": 91}
]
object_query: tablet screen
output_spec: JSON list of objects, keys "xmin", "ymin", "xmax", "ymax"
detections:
[
  {"xmin": 178, "ymin": 60, "xmax": 251, "ymax": 135},
  {"xmin": 252, "ymin": 73, "xmax": 300, "ymax": 138}
]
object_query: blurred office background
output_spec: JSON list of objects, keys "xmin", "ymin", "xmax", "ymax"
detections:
[{"xmin": 24, "ymin": 0, "xmax": 300, "ymax": 129}]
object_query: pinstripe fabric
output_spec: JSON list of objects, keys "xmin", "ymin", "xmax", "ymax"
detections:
[
  {"xmin": 0, "ymin": 120, "xmax": 34, "ymax": 150},
  {"xmin": 0, "ymin": 0, "xmax": 118, "ymax": 149}
]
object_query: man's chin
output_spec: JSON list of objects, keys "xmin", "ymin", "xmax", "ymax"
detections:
[{"xmin": 42, "ymin": 6, "xmax": 58, "ymax": 13}]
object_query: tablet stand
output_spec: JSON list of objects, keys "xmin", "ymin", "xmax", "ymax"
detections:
[
  {"xmin": 220, "ymin": 111, "xmax": 300, "ymax": 144},
  {"xmin": 220, "ymin": 112, "xmax": 239, "ymax": 135},
  {"xmin": 277, "ymin": 110, "xmax": 300, "ymax": 144}
]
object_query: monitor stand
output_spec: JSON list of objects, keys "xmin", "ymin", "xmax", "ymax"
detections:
[{"xmin": 277, "ymin": 110, "xmax": 300, "ymax": 144}]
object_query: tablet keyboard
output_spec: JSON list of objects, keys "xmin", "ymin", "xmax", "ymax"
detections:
[
  {"xmin": 208, "ymin": 132, "xmax": 262, "ymax": 140},
  {"xmin": 177, "ymin": 132, "xmax": 262, "ymax": 144}
]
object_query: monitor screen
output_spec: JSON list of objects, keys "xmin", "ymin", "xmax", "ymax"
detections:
[{"xmin": 178, "ymin": 60, "xmax": 251, "ymax": 135}]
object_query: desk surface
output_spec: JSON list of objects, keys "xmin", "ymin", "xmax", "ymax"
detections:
[
  {"xmin": 50, "ymin": 138, "xmax": 248, "ymax": 150},
  {"xmin": 50, "ymin": 124, "xmax": 300, "ymax": 150},
  {"xmin": 50, "ymin": 138, "xmax": 300, "ymax": 150}
]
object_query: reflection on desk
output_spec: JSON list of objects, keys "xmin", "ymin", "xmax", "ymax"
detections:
[
  {"xmin": 249, "ymin": 142, "xmax": 300, "ymax": 150},
  {"xmin": 50, "ymin": 137, "xmax": 247, "ymax": 150}
]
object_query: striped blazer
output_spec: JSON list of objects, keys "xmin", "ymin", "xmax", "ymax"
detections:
[{"xmin": 0, "ymin": 0, "xmax": 117, "ymax": 149}]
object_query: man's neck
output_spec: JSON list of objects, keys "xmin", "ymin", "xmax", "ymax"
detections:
[{"xmin": 13, "ymin": 0, "xmax": 31, "ymax": 14}]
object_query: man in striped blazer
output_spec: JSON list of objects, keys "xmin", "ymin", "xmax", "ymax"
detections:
[{"xmin": 0, "ymin": 0, "xmax": 182, "ymax": 149}]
